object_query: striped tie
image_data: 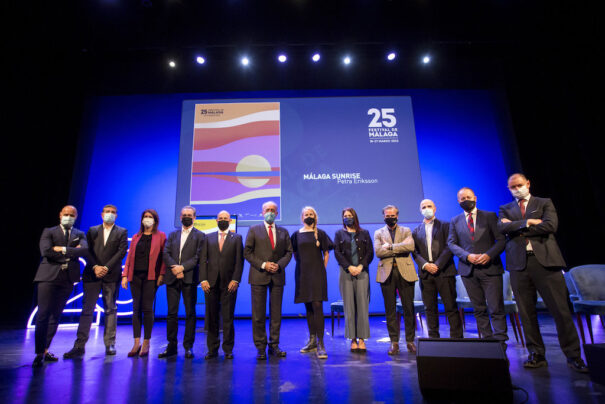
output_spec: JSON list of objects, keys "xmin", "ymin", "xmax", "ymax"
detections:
[{"xmin": 467, "ymin": 213, "xmax": 475, "ymax": 241}]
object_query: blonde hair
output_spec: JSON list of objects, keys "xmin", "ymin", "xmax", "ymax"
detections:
[{"xmin": 301, "ymin": 206, "xmax": 320, "ymax": 246}]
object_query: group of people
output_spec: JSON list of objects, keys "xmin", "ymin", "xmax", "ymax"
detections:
[{"xmin": 32, "ymin": 173, "xmax": 588, "ymax": 373}]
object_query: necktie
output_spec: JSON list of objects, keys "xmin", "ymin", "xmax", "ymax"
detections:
[
  {"xmin": 467, "ymin": 213, "xmax": 475, "ymax": 241},
  {"xmin": 64, "ymin": 228, "xmax": 70, "ymax": 246},
  {"xmin": 519, "ymin": 199, "xmax": 527, "ymax": 218},
  {"xmin": 268, "ymin": 225, "xmax": 275, "ymax": 249},
  {"xmin": 219, "ymin": 232, "xmax": 225, "ymax": 252}
]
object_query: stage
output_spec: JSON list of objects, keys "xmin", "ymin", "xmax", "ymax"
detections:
[{"xmin": 1, "ymin": 314, "xmax": 603, "ymax": 403}]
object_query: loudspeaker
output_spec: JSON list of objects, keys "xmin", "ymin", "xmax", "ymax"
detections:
[
  {"xmin": 584, "ymin": 343, "xmax": 605, "ymax": 385},
  {"xmin": 417, "ymin": 338, "xmax": 512, "ymax": 402}
]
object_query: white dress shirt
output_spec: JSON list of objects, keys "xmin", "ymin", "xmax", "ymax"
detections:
[
  {"xmin": 424, "ymin": 219, "xmax": 434, "ymax": 263},
  {"xmin": 179, "ymin": 226, "xmax": 193, "ymax": 262},
  {"xmin": 103, "ymin": 224, "xmax": 114, "ymax": 246}
]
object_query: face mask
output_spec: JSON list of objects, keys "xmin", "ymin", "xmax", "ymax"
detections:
[
  {"xmin": 61, "ymin": 215, "xmax": 75, "ymax": 228},
  {"xmin": 181, "ymin": 217, "xmax": 193, "ymax": 227},
  {"xmin": 459, "ymin": 200, "xmax": 476, "ymax": 212},
  {"xmin": 343, "ymin": 217, "xmax": 355, "ymax": 227},
  {"xmin": 303, "ymin": 217, "xmax": 315, "ymax": 225},
  {"xmin": 421, "ymin": 208, "xmax": 434, "ymax": 220},
  {"xmin": 217, "ymin": 220, "xmax": 230, "ymax": 231},
  {"xmin": 142, "ymin": 218, "xmax": 154, "ymax": 228},
  {"xmin": 103, "ymin": 213, "xmax": 116, "ymax": 225},
  {"xmin": 384, "ymin": 217, "xmax": 398, "ymax": 227},
  {"xmin": 511, "ymin": 185, "xmax": 529, "ymax": 199},
  {"xmin": 264, "ymin": 212, "xmax": 276, "ymax": 224}
]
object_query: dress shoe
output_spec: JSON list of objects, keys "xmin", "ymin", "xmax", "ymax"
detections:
[
  {"xmin": 316, "ymin": 340, "xmax": 328, "ymax": 359},
  {"xmin": 406, "ymin": 342, "xmax": 417, "ymax": 354},
  {"xmin": 127, "ymin": 346, "xmax": 141, "ymax": 358},
  {"xmin": 256, "ymin": 350, "xmax": 267, "ymax": 360},
  {"xmin": 205, "ymin": 351, "xmax": 218, "ymax": 360},
  {"xmin": 185, "ymin": 349, "xmax": 194, "ymax": 359},
  {"xmin": 567, "ymin": 357, "xmax": 589, "ymax": 373},
  {"xmin": 225, "ymin": 352, "xmax": 234, "ymax": 359},
  {"xmin": 139, "ymin": 348, "xmax": 149, "ymax": 358},
  {"xmin": 63, "ymin": 347, "xmax": 85, "ymax": 359},
  {"xmin": 105, "ymin": 345, "xmax": 117, "ymax": 356},
  {"xmin": 268, "ymin": 345, "xmax": 286, "ymax": 357},
  {"xmin": 523, "ymin": 352, "xmax": 548, "ymax": 369},
  {"xmin": 32, "ymin": 354, "xmax": 44, "ymax": 368},
  {"xmin": 350, "ymin": 339, "xmax": 359, "ymax": 352},
  {"xmin": 357, "ymin": 340, "xmax": 367, "ymax": 353},
  {"xmin": 300, "ymin": 335, "xmax": 317, "ymax": 353},
  {"xmin": 44, "ymin": 352, "xmax": 59, "ymax": 362},
  {"xmin": 158, "ymin": 348, "xmax": 177, "ymax": 358},
  {"xmin": 388, "ymin": 342, "xmax": 400, "ymax": 355}
]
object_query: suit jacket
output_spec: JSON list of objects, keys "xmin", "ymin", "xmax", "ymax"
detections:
[
  {"xmin": 82, "ymin": 224, "xmax": 128, "ymax": 283},
  {"xmin": 498, "ymin": 196, "xmax": 566, "ymax": 271},
  {"xmin": 199, "ymin": 231, "xmax": 244, "ymax": 288},
  {"xmin": 373, "ymin": 225, "xmax": 418, "ymax": 283},
  {"xmin": 412, "ymin": 218, "xmax": 457, "ymax": 279},
  {"xmin": 448, "ymin": 209, "xmax": 505, "ymax": 277},
  {"xmin": 163, "ymin": 227, "xmax": 206, "ymax": 285},
  {"xmin": 333, "ymin": 228, "xmax": 374, "ymax": 272},
  {"xmin": 34, "ymin": 225, "xmax": 88, "ymax": 283},
  {"xmin": 244, "ymin": 223, "xmax": 293, "ymax": 286},
  {"xmin": 122, "ymin": 231, "xmax": 166, "ymax": 281}
]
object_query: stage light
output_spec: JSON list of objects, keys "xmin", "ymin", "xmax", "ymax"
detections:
[
  {"xmin": 343, "ymin": 56, "xmax": 351, "ymax": 65},
  {"xmin": 168, "ymin": 60, "xmax": 176, "ymax": 68},
  {"xmin": 422, "ymin": 55, "xmax": 431, "ymax": 64},
  {"xmin": 241, "ymin": 56, "xmax": 250, "ymax": 66},
  {"xmin": 196, "ymin": 56, "xmax": 205, "ymax": 64},
  {"xmin": 387, "ymin": 52, "xmax": 396, "ymax": 61},
  {"xmin": 312, "ymin": 53, "xmax": 320, "ymax": 62},
  {"xmin": 278, "ymin": 54, "xmax": 287, "ymax": 63}
]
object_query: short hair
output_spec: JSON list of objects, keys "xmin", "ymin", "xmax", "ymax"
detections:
[
  {"xmin": 139, "ymin": 209, "xmax": 159, "ymax": 234},
  {"xmin": 382, "ymin": 204, "xmax": 399, "ymax": 215},
  {"xmin": 262, "ymin": 201, "xmax": 278, "ymax": 211},
  {"xmin": 181, "ymin": 205, "xmax": 196, "ymax": 216},
  {"xmin": 62, "ymin": 205, "xmax": 78, "ymax": 216},
  {"xmin": 508, "ymin": 173, "xmax": 528, "ymax": 182},
  {"xmin": 457, "ymin": 187, "xmax": 475, "ymax": 195},
  {"xmin": 102, "ymin": 204, "xmax": 117, "ymax": 213}
]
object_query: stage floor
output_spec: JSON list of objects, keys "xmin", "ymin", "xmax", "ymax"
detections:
[{"xmin": 1, "ymin": 314, "xmax": 603, "ymax": 403}]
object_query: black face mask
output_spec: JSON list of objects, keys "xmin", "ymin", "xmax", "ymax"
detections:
[
  {"xmin": 217, "ymin": 220, "xmax": 230, "ymax": 231},
  {"xmin": 384, "ymin": 217, "xmax": 398, "ymax": 227},
  {"xmin": 303, "ymin": 217, "xmax": 315, "ymax": 225},
  {"xmin": 459, "ymin": 200, "xmax": 476, "ymax": 212},
  {"xmin": 181, "ymin": 217, "xmax": 193, "ymax": 227}
]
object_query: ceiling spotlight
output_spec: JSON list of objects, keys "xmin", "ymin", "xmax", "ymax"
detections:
[
  {"xmin": 422, "ymin": 55, "xmax": 431, "ymax": 64},
  {"xmin": 312, "ymin": 53, "xmax": 320, "ymax": 62},
  {"xmin": 241, "ymin": 56, "xmax": 250, "ymax": 66},
  {"xmin": 196, "ymin": 56, "xmax": 205, "ymax": 64},
  {"xmin": 278, "ymin": 54, "xmax": 287, "ymax": 63},
  {"xmin": 168, "ymin": 60, "xmax": 176, "ymax": 68},
  {"xmin": 343, "ymin": 56, "xmax": 351, "ymax": 65},
  {"xmin": 387, "ymin": 52, "xmax": 396, "ymax": 61}
]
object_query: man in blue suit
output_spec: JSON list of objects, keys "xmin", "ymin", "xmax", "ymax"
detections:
[
  {"xmin": 448, "ymin": 188, "xmax": 508, "ymax": 348},
  {"xmin": 499, "ymin": 173, "xmax": 587, "ymax": 372}
]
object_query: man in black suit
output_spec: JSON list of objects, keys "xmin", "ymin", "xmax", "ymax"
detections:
[
  {"xmin": 499, "ymin": 173, "xmax": 587, "ymax": 372},
  {"xmin": 200, "ymin": 210, "xmax": 243, "ymax": 359},
  {"xmin": 63, "ymin": 204, "xmax": 128, "ymax": 358},
  {"xmin": 244, "ymin": 201, "xmax": 293, "ymax": 359},
  {"xmin": 412, "ymin": 199, "xmax": 463, "ymax": 339},
  {"xmin": 32, "ymin": 205, "xmax": 88, "ymax": 367},
  {"xmin": 448, "ymin": 187, "xmax": 508, "ymax": 347},
  {"xmin": 159, "ymin": 206, "xmax": 206, "ymax": 359}
]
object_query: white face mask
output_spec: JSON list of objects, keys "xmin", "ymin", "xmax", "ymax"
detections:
[
  {"xmin": 511, "ymin": 185, "xmax": 530, "ymax": 199},
  {"xmin": 61, "ymin": 215, "xmax": 75, "ymax": 228},
  {"xmin": 421, "ymin": 208, "xmax": 434, "ymax": 220},
  {"xmin": 103, "ymin": 213, "xmax": 116, "ymax": 225},
  {"xmin": 142, "ymin": 218, "xmax": 155, "ymax": 228}
]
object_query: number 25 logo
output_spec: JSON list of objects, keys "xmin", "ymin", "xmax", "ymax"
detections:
[{"xmin": 368, "ymin": 108, "xmax": 396, "ymax": 128}]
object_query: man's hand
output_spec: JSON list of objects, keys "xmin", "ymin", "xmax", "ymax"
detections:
[
  {"xmin": 382, "ymin": 242, "xmax": 390, "ymax": 250},
  {"xmin": 527, "ymin": 219, "xmax": 542, "ymax": 227},
  {"xmin": 228, "ymin": 281, "xmax": 239, "ymax": 293},
  {"xmin": 467, "ymin": 254, "xmax": 479, "ymax": 264},
  {"xmin": 94, "ymin": 265, "xmax": 108, "ymax": 278},
  {"xmin": 424, "ymin": 263, "xmax": 439, "ymax": 274},
  {"xmin": 201, "ymin": 280, "xmax": 210, "ymax": 293},
  {"xmin": 171, "ymin": 265, "xmax": 184, "ymax": 275},
  {"xmin": 500, "ymin": 218, "xmax": 511, "ymax": 223},
  {"xmin": 157, "ymin": 275, "xmax": 164, "ymax": 287},
  {"xmin": 265, "ymin": 262, "xmax": 279, "ymax": 273},
  {"xmin": 475, "ymin": 254, "xmax": 491, "ymax": 265},
  {"xmin": 121, "ymin": 277, "xmax": 128, "ymax": 290},
  {"xmin": 176, "ymin": 272, "xmax": 185, "ymax": 279},
  {"xmin": 53, "ymin": 246, "xmax": 63, "ymax": 252}
]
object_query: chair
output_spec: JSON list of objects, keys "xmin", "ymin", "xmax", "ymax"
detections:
[
  {"xmin": 395, "ymin": 282, "xmax": 425, "ymax": 330},
  {"xmin": 330, "ymin": 300, "xmax": 344, "ymax": 336},
  {"xmin": 455, "ymin": 275, "xmax": 477, "ymax": 336},
  {"xmin": 563, "ymin": 271, "xmax": 580, "ymax": 301},
  {"xmin": 502, "ymin": 272, "xmax": 525, "ymax": 346},
  {"xmin": 569, "ymin": 265, "xmax": 605, "ymax": 344}
]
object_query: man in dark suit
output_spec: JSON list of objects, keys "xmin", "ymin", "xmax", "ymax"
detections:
[
  {"xmin": 244, "ymin": 201, "xmax": 293, "ymax": 359},
  {"xmin": 200, "ymin": 210, "xmax": 243, "ymax": 359},
  {"xmin": 159, "ymin": 205, "xmax": 206, "ymax": 359},
  {"xmin": 64, "ymin": 204, "xmax": 128, "ymax": 358},
  {"xmin": 32, "ymin": 205, "xmax": 88, "ymax": 367},
  {"xmin": 499, "ymin": 173, "xmax": 587, "ymax": 372},
  {"xmin": 448, "ymin": 187, "xmax": 508, "ymax": 347},
  {"xmin": 412, "ymin": 199, "xmax": 463, "ymax": 339}
]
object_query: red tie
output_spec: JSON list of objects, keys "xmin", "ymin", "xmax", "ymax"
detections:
[
  {"xmin": 467, "ymin": 213, "xmax": 475, "ymax": 241},
  {"xmin": 268, "ymin": 225, "xmax": 275, "ymax": 249},
  {"xmin": 519, "ymin": 199, "xmax": 527, "ymax": 218}
]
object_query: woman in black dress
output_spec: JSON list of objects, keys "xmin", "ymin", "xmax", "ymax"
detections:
[{"xmin": 291, "ymin": 206, "xmax": 333, "ymax": 359}]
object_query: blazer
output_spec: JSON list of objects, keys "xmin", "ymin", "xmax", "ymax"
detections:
[
  {"xmin": 333, "ymin": 228, "xmax": 374, "ymax": 272},
  {"xmin": 34, "ymin": 225, "xmax": 88, "ymax": 283},
  {"xmin": 199, "ymin": 231, "xmax": 244, "ymax": 288},
  {"xmin": 448, "ymin": 209, "xmax": 505, "ymax": 277},
  {"xmin": 498, "ymin": 196, "xmax": 566, "ymax": 270},
  {"xmin": 412, "ymin": 218, "xmax": 457, "ymax": 279},
  {"xmin": 82, "ymin": 224, "xmax": 128, "ymax": 283},
  {"xmin": 373, "ymin": 225, "xmax": 418, "ymax": 283},
  {"xmin": 163, "ymin": 227, "xmax": 206, "ymax": 285},
  {"xmin": 122, "ymin": 231, "xmax": 166, "ymax": 281},
  {"xmin": 244, "ymin": 223, "xmax": 293, "ymax": 286}
]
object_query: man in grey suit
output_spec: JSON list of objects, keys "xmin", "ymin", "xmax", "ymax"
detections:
[
  {"xmin": 200, "ymin": 210, "xmax": 244, "ymax": 360},
  {"xmin": 64, "ymin": 204, "xmax": 128, "ymax": 358},
  {"xmin": 374, "ymin": 204, "xmax": 418, "ymax": 354},
  {"xmin": 160, "ymin": 206, "xmax": 206, "ymax": 359},
  {"xmin": 244, "ymin": 201, "xmax": 293, "ymax": 359},
  {"xmin": 33, "ymin": 205, "xmax": 88, "ymax": 367},
  {"xmin": 499, "ymin": 173, "xmax": 587, "ymax": 372},
  {"xmin": 448, "ymin": 187, "xmax": 508, "ymax": 348}
]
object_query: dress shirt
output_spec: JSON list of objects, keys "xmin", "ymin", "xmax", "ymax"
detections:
[
  {"xmin": 261, "ymin": 222, "xmax": 277, "ymax": 270},
  {"xmin": 424, "ymin": 218, "xmax": 434, "ymax": 266},
  {"xmin": 179, "ymin": 225, "xmax": 193, "ymax": 262},
  {"xmin": 103, "ymin": 224, "xmax": 114, "ymax": 246},
  {"xmin": 516, "ymin": 194, "xmax": 533, "ymax": 251}
]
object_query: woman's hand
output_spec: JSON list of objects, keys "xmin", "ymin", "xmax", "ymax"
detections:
[
  {"xmin": 157, "ymin": 275, "xmax": 164, "ymax": 287},
  {"xmin": 121, "ymin": 277, "xmax": 128, "ymax": 290}
]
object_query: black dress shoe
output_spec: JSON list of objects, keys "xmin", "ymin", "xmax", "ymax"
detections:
[
  {"xmin": 185, "ymin": 349, "xmax": 194, "ymax": 359},
  {"xmin": 32, "ymin": 354, "xmax": 44, "ymax": 368},
  {"xmin": 204, "ymin": 351, "xmax": 218, "ymax": 359},
  {"xmin": 225, "ymin": 352, "xmax": 234, "ymax": 359},
  {"xmin": 567, "ymin": 357, "xmax": 589, "ymax": 373},
  {"xmin": 268, "ymin": 345, "xmax": 286, "ymax": 357},
  {"xmin": 523, "ymin": 352, "xmax": 548, "ymax": 369},
  {"xmin": 158, "ymin": 348, "xmax": 177, "ymax": 359},
  {"xmin": 44, "ymin": 352, "xmax": 59, "ymax": 362},
  {"xmin": 64, "ymin": 347, "xmax": 85, "ymax": 359},
  {"xmin": 256, "ymin": 350, "xmax": 267, "ymax": 360},
  {"xmin": 105, "ymin": 345, "xmax": 116, "ymax": 356}
]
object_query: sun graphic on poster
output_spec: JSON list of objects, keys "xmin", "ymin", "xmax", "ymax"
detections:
[{"xmin": 235, "ymin": 155, "xmax": 272, "ymax": 188}]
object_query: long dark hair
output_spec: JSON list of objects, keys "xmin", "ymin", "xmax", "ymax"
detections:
[
  {"xmin": 342, "ymin": 207, "xmax": 362, "ymax": 233},
  {"xmin": 139, "ymin": 208, "xmax": 159, "ymax": 234}
]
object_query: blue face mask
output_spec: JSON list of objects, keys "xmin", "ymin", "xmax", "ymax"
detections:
[
  {"xmin": 343, "ymin": 217, "xmax": 355, "ymax": 227},
  {"xmin": 264, "ymin": 212, "xmax": 276, "ymax": 224}
]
